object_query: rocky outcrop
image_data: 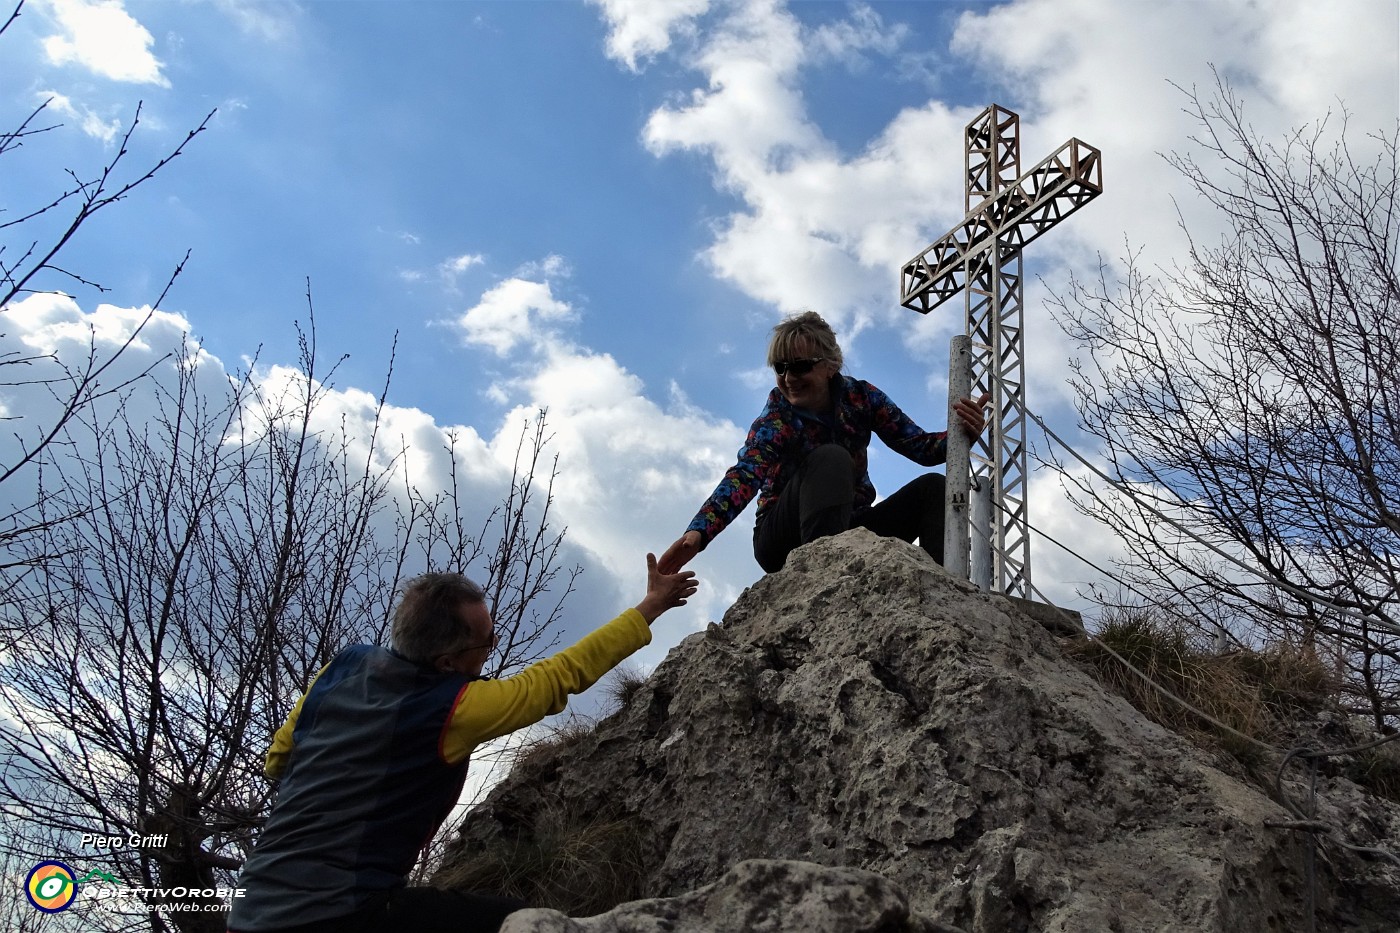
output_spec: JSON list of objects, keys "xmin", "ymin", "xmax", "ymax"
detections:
[
  {"xmin": 445, "ymin": 529, "xmax": 1400, "ymax": 932},
  {"xmin": 500, "ymin": 859, "xmax": 963, "ymax": 933}
]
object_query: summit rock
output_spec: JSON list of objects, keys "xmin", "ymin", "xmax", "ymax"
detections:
[{"xmin": 443, "ymin": 529, "xmax": 1400, "ymax": 932}]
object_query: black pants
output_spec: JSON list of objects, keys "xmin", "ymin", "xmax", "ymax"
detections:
[
  {"xmin": 243, "ymin": 886, "xmax": 527, "ymax": 933},
  {"xmin": 752, "ymin": 444, "xmax": 946, "ymax": 573}
]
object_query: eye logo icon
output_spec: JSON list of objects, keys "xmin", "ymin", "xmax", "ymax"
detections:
[{"xmin": 25, "ymin": 861, "xmax": 78, "ymax": 913}]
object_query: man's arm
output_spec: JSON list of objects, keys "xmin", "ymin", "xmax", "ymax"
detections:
[{"xmin": 440, "ymin": 554, "xmax": 697, "ymax": 762}]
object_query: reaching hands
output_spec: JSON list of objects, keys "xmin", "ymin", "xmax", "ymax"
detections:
[
  {"xmin": 954, "ymin": 392, "xmax": 993, "ymax": 439},
  {"xmin": 635, "ymin": 552, "xmax": 699, "ymax": 624},
  {"xmin": 658, "ymin": 530, "xmax": 702, "ymax": 575}
]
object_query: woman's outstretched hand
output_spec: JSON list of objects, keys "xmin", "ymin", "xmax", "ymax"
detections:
[{"xmin": 658, "ymin": 530, "xmax": 702, "ymax": 575}]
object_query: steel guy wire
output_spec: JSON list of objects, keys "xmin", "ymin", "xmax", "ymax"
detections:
[
  {"xmin": 967, "ymin": 388, "xmax": 1400, "ymax": 873},
  {"xmin": 1000, "ymin": 499, "xmax": 1400, "ymax": 875},
  {"xmin": 1001, "ymin": 390, "xmax": 1400, "ymax": 639}
]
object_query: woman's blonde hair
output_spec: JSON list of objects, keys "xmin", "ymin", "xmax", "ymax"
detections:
[{"xmin": 766, "ymin": 311, "xmax": 843, "ymax": 369}]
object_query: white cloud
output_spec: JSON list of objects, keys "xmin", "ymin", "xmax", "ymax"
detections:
[
  {"xmin": 435, "ymin": 252, "xmax": 485, "ymax": 290},
  {"xmin": 3, "ymin": 292, "xmax": 183, "ymax": 356},
  {"xmin": 514, "ymin": 253, "xmax": 571, "ymax": 280},
  {"xmin": 36, "ymin": 90, "xmax": 121, "ymax": 142},
  {"xmin": 455, "ymin": 277, "xmax": 574, "ymax": 356},
  {"xmin": 491, "ymin": 340, "xmax": 757, "ymax": 644},
  {"xmin": 210, "ymin": 0, "xmax": 302, "ymax": 43},
  {"xmin": 38, "ymin": 0, "xmax": 169, "ymax": 86},
  {"xmin": 588, "ymin": 0, "xmax": 712, "ymax": 71},
  {"xmin": 623, "ymin": 0, "xmax": 1397, "ymax": 354},
  {"xmin": 445, "ymin": 268, "xmax": 762, "ymax": 646},
  {"xmin": 806, "ymin": 3, "xmax": 906, "ymax": 69},
  {"xmin": 441, "ymin": 253, "xmax": 484, "ymax": 275},
  {"xmin": 634, "ymin": 1, "xmax": 976, "ymax": 334},
  {"xmin": 0, "ymin": 295, "xmax": 523, "ymax": 588},
  {"xmin": 642, "ymin": 0, "xmax": 822, "ymax": 178}
]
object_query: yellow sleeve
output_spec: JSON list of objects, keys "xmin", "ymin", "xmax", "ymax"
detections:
[
  {"xmin": 440, "ymin": 608, "xmax": 651, "ymax": 764},
  {"xmin": 264, "ymin": 664, "xmax": 330, "ymax": 780}
]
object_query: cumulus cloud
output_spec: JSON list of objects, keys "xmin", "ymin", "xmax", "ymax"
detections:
[
  {"xmin": 588, "ymin": 0, "xmax": 712, "ymax": 71},
  {"xmin": 635, "ymin": 1, "xmax": 972, "ymax": 333},
  {"xmin": 37, "ymin": 0, "xmax": 169, "ymax": 86},
  {"xmin": 0, "ymin": 295, "xmax": 525, "ymax": 599},
  {"xmin": 490, "ymin": 340, "xmax": 757, "ymax": 651},
  {"xmin": 622, "ymin": 0, "xmax": 1396, "ymax": 352},
  {"xmin": 0, "ymin": 293, "xmax": 747, "ymax": 728},
  {"xmin": 455, "ymin": 277, "xmax": 574, "ymax": 356},
  {"xmin": 3, "ymin": 292, "xmax": 181, "ymax": 357},
  {"xmin": 444, "ymin": 266, "xmax": 761, "ymax": 648}
]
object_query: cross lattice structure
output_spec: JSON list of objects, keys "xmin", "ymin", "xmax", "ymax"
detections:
[{"xmin": 900, "ymin": 105, "xmax": 1102, "ymax": 597}]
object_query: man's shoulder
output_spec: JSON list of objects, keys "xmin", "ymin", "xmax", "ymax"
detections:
[
  {"xmin": 325, "ymin": 643, "xmax": 392, "ymax": 671},
  {"xmin": 312, "ymin": 644, "xmax": 404, "ymax": 690},
  {"xmin": 338, "ymin": 643, "xmax": 385, "ymax": 660}
]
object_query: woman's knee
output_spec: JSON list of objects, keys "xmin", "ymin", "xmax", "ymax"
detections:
[
  {"xmin": 804, "ymin": 444, "xmax": 853, "ymax": 473},
  {"xmin": 916, "ymin": 471, "xmax": 945, "ymax": 499},
  {"xmin": 796, "ymin": 444, "xmax": 855, "ymax": 506}
]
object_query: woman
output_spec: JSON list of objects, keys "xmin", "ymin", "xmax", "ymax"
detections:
[{"xmin": 659, "ymin": 311, "xmax": 989, "ymax": 575}]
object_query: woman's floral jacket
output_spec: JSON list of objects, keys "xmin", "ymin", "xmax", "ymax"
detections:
[{"xmin": 685, "ymin": 375, "xmax": 948, "ymax": 546}]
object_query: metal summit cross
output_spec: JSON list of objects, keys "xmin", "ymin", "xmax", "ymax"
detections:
[{"xmin": 900, "ymin": 105, "xmax": 1102, "ymax": 598}]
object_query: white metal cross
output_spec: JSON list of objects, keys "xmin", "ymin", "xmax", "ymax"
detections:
[{"xmin": 900, "ymin": 105, "xmax": 1102, "ymax": 595}]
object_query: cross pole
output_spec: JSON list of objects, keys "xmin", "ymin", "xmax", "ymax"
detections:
[{"xmin": 900, "ymin": 105, "xmax": 1102, "ymax": 597}]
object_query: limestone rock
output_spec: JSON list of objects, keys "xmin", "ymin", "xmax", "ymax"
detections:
[
  {"xmin": 445, "ymin": 529, "xmax": 1400, "ymax": 932},
  {"xmin": 498, "ymin": 859, "xmax": 963, "ymax": 933}
]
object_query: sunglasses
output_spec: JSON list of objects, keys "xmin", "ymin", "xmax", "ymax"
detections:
[{"xmin": 772, "ymin": 357, "xmax": 825, "ymax": 376}]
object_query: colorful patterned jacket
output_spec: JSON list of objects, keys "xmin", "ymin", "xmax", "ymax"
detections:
[{"xmin": 686, "ymin": 375, "xmax": 948, "ymax": 545}]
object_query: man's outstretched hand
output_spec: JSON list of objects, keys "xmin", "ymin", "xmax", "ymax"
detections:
[{"xmin": 635, "ymin": 553, "xmax": 699, "ymax": 624}]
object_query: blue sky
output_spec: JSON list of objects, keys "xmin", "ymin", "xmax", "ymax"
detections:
[{"xmin": 2, "ymin": 0, "xmax": 1397, "ymax": 692}]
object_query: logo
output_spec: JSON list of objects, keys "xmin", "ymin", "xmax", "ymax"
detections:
[
  {"xmin": 21, "ymin": 859, "xmax": 241, "ymax": 913},
  {"xmin": 24, "ymin": 861, "xmax": 78, "ymax": 913}
]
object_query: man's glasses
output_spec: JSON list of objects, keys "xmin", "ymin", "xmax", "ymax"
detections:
[
  {"xmin": 772, "ymin": 358, "xmax": 825, "ymax": 376},
  {"xmin": 447, "ymin": 630, "xmax": 498, "ymax": 658}
]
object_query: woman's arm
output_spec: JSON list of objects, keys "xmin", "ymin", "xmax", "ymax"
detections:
[{"xmin": 661, "ymin": 393, "xmax": 791, "ymax": 571}]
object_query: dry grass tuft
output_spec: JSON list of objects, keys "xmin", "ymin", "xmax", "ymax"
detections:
[
  {"xmin": 1067, "ymin": 608, "xmax": 1337, "ymax": 771},
  {"xmin": 508, "ymin": 713, "xmax": 598, "ymax": 776},
  {"xmin": 1343, "ymin": 743, "xmax": 1400, "ymax": 803},
  {"xmin": 433, "ymin": 803, "xmax": 648, "ymax": 915},
  {"xmin": 602, "ymin": 663, "xmax": 650, "ymax": 713}
]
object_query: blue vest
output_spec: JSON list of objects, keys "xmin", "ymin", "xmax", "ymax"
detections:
[{"xmin": 229, "ymin": 645, "xmax": 474, "ymax": 930}]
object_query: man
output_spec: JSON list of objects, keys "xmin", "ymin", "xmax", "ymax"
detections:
[{"xmin": 228, "ymin": 554, "xmax": 698, "ymax": 933}]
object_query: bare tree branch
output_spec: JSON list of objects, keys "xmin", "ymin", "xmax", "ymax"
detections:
[{"xmin": 1052, "ymin": 73, "xmax": 1400, "ymax": 729}]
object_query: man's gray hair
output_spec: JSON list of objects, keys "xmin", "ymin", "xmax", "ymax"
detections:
[
  {"xmin": 767, "ymin": 310, "xmax": 844, "ymax": 370},
  {"xmin": 391, "ymin": 572, "xmax": 487, "ymax": 665}
]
